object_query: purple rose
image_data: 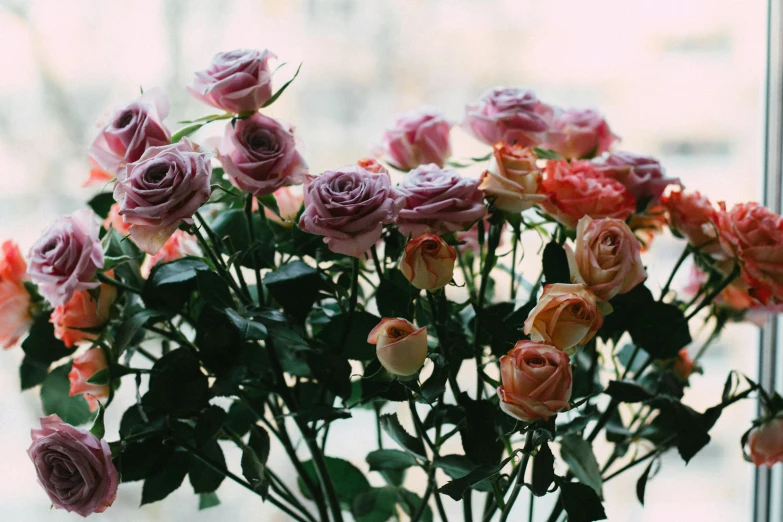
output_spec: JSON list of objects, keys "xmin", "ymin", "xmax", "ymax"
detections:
[
  {"xmin": 219, "ymin": 113, "xmax": 307, "ymax": 196},
  {"xmin": 380, "ymin": 107, "xmax": 452, "ymax": 170},
  {"xmin": 28, "ymin": 415, "xmax": 118, "ymax": 517},
  {"xmin": 544, "ymin": 108, "xmax": 619, "ymax": 160},
  {"xmin": 397, "ymin": 164, "xmax": 487, "ymax": 237},
  {"xmin": 88, "ymin": 88, "xmax": 171, "ymax": 176},
  {"xmin": 188, "ymin": 49, "xmax": 276, "ymax": 114},
  {"xmin": 592, "ymin": 151, "xmax": 681, "ymax": 207},
  {"xmin": 114, "ymin": 139, "xmax": 211, "ymax": 254},
  {"xmin": 299, "ymin": 166, "xmax": 405, "ymax": 257},
  {"xmin": 28, "ymin": 209, "xmax": 104, "ymax": 307},
  {"xmin": 463, "ymin": 87, "xmax": 553, "ymax": 147}
]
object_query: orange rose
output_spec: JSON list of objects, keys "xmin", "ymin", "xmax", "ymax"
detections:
[
  {"xmin": 357, "ymin": 157, "xmax": 390, "ymax": 176},
  {"xmin": 661, "ymin": 190, "xmax": 721, "ymax": 253},
  {"xmin": 50, "ymin": 279, "xmax": 117, "ymax": 348},
  {"xmin": 523, "ymin": 283, "xmax": 603, "ymax": 354},
  {"xmin": 103, "ymin": 203, "xmax": 131, "ymax": 236},
  {"xmin": 367, "ymin": 317, "xmax": 428, "ymax": 376},
  {"xmin": 748, "ymin": 418, "xmax": 783, "ymax": 467},
  {"xmin": 498, "ymin": 341, "xmax": 572, "ymax": 422},
  {"xmin": 628, "ymin": 205, "xmax": 667, "ymax": 251},
  {"xmin": 264, "ymin": 186, "xmax": 304, "ymax": 227},
  {"xmin": 68, "ymin": 348, "xmax": 110, "ymax": 412},
  {"xmin": 672, "ymin": 349, "xmax": 695, "ymax": 381},
  {"xmin": 478, "ymin": 142, "xmax": 546, "ymax": 213},
  {"xmin": 0, "ymin": 241, "xmax": 32, "ymax": 349},
  {"xmin": 399, "ymin": 234, "xmax": 456, "ymax": 291},
  {"xmin": 141, "ymin": 230, "xmax": 201, "ymax": 278}
]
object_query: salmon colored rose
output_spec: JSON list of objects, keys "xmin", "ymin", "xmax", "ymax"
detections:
[
  {"xmin": 479, "ymin": 143, "xmax": 546, "ymax": 213},
  {"xmin": 263, "ymin": 186, "xmax": 304, "ymax": 227},
  {"xmin": 628, "ymin": 205, "xmax": 667, "ymax": 251},
  {"xmin": 544, "ymin": 108, "xmax": 619, "ymax": 160},
  {"xmin": 399, "ymin": 234, "xmax": 456, "ymax": 291},
  {"xmin": 523, "ymin": 283, "xmax": 603, "ymax": 354},
  {"xmin": 569, "ymin": 216, "xmax": 647, "ymax": 301},
  {"xmin": 50, "ymin": 278, "xmax": 117, "ymax": 348},
  {"xmin": 68, "ymin": 348, "xmax": 110, "ymax": 412},
  {"xmin": 367, "ymin": 318, "xmax": 428, "ymax": 376},
  {"xmin": 357, "ymin": 158, "xmax": 389, "ymax": 176},
  {"xmin": 715, "ymin": 202, "xmax": 783, "ymax": 305},
  {"xmin": 540, "ymin": 160, "xmax": 635, "ymax": 229},
  {"xmin": 661, "ymin": 190, "xmax": 721, "ymax": 253},
  {"xmin": 497, "ymin": 341, "xmax": 572, "ymax": 422},
  {"xmin": 0, "ymin": 241, "xmax": 32, "ymax": 349},
  {"xmin": 671, "ymin": 348, "xmax": 695, "ymax": 381},
  {"xmin": 748, "ymin": 418, "xmax": 783, "ymax": 467},
  {"xmin": 104, "ymin": 203, "xmax": 132, "ymax": 236},
  {"xmin": 141, "ymin": 230, "xmax": 201, "ymax": 278}
]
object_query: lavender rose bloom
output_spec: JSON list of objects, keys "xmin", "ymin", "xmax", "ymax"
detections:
[
  {"xmin": 219, "ymin": 113, "xmax": 307, "ymax": 196},
  {"xmin": 397, "ymin": 164, "xmax": 487, "ymax": 237},
  {"xmin": 28, "ymin": 415, "xmax": 118, "ymax": 517},
  {"xmin": 299, "ymin": 166, "xmax": 405, "ymax": 257},
  {"xmin": 28, "ymin": 209, "xmax": 104, "ymax": 307},
  {"xmin": 188, "ymin": 49, "xmax": 275, "ymax": 114},
  {"xmin": 592, "ymin": 151, "xmax": 680, "ymax": 207},
  {"xmin": 88, "ymin": 88, "xmax": 171, "ymax": 176},
  {"xmin": 463, "ymin": 87, "xmax": 553, "ymax": 147},
  {"xmin": 380, "ymin": 107, "xmax": 452, "ymax": 170},
  {"xmin": 114, "ymin": 139, "xmax": 211, "ymax": 254}
]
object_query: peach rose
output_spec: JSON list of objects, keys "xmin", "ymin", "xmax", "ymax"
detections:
[
  {"xmin": 523, "ymin": 283, "xmax": 603, "ymax": 354},
  {"xmin": 356, "ymin": 158, "xmax": 389, "ymax": 176},
  {"xmin": 497, "ymin": 341, "xmax": 572, "ymax": 422},
  {"xmin": 672, "ymin": 349, "xmax": 695, "ymax": 381},
  {"xmin": 569, "ymin": 216, "xmax": 647, "ymax": 301},
  {"xmin": 399, "ymin": 234, "xmax": 456, "ymax": 291},
  {"xmin": 479, "ymin": 142, "xmax": 547, "ymax": 213},
  {"xmin": 68, "ymin": 348, "xmax": 110, "ymax": 412},
  {"xmin": 539, "ymin": 160, "xmax": 635, "ymax": 228},
  {"xmin": 367, "ymin": 318, "xmax": 428, "ymax": 376},
  {"xmin": 264, "ymin": 186, "xmax": 304, "ymax": 227},
  {"xmin": 748, "ymin": 418, "xmax": 783, "ymax": 467},
  {"xmin": 628, "ymin": 205, "xmax": 667, "ymax": 251},
  {"xmin": 141, "ymin": 230, "xmax": 201, "ymax": 278},
  {"xmin": 716, "ymin": 202, "xmax": 783, "ymax": 305},
  {"xmin": 661, "ymin": 190, "xmax": 721, "ymax": 253},
  {"xmin": 103, "ymin": 203, "xmax": 132, "ymax": 236},
  {"xmin": 50, "ymin": 279, "xmax": 117, "ymax": 348},
  {"xmin": 0, "ymin": 241, "xmax": 32, "ymax": 349}
]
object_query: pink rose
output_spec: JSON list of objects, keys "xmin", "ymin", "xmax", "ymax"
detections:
[
  {"xmin": 188, "ymin": 49, "xmax": 276, "ymax": 114},
  {"xmin": 367, "ymin": 317, "xmax": 428, "ymax": 376},
  {"xmin": 396, "ymin": 164, "xmax": 486, "ymax": 237},
  {"xmin": 113, "ymin": 139, "xmax": 211, "ymax": 255},
  {"xmin": 0, "ymin": 241, "xmax": 31, "ymax": 349},
  {"xmin": 497, "ymin": 341, "xmax": 572, "ymax": 422},
  {"xmin": 141, "ymin": 230, "xmax": 201, "ymax": 278},
  {"xmin": 68, "ymin": 348, "xmax": 110, "ymax": 412},
  {"xmin": 544, "ymin": 108, "xmax": 619, "ymax": 160},
  {"xmin": 479, "ymin": 142, "xmax": 547, "ymax": 213},
  {"xmin": 661, "ymin": 189, "xmax": 721, "ymax": 253},
  {"xmin": 399, "ymin": 233, "xmax": 457, "ymax": 291},
  {"xmin": 299, "ymin": 165, "xmax": 405, "ymax": 258},
  {"xmin": 569, "ymin": 216, "xmax": 647, "ymax": 301},
  {"xmin": 264, "ymin": 186, "xmax": 304, "ymax": 227},
  {"xmin": 28, "ymin": 210, "xmax": 104, "ymax": 306},
  {"xmin": 88, "ymin": 89, "xmax": 171, "ymax": 176},
  {"xmin": 716, "ymin": 202, "xmax": 783, "ymax": 304},
  {"xmin": 540, "ymin": 160, "xmax": 636, "ymax": 228},
  {"xmin": 218, "ymin": 113, "xmax": 307, "ymax": 196},
  {"xmin": 28, "ymin": 415, "xmax": 118, "ymax": 517},
  {"xmin": 592, "ymin": 151, "xmax": 679, "ymax": 207},
  {"xmin": 463, "ymin": 87, "xmax": 553, "ymax": 147},
  {"xmin": 748, "ymin": 418, "xmax": 783, "ymax": 467},
  {"xmin": 357, "ymin": 158, "xmax": 389, "ymax": 176},
  {"xmin": 51, "ymin": 276, "xmax": 117, "ymax": 348},
  {"xmin": 380, "ymin": 107, "xmax": 452, "ymax": 169},
  {"xmin": 103, "ymin": 203, "xmax": 132, "ymax": 236}
]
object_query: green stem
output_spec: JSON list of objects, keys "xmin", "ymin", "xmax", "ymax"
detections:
[
  {"xmin": 371, "ymin": 245, "xmax": 384, "ymax": 278},
  {"xmin": 659, "ymin": 245, "xmax": 691, "ymax": 301},
  {"xmin": 192, "ymin": 214, "xmax": 251, "ymax": 305},
  {"xmin": 693, "ymin": 315, "xmax": 728, "ymax": 364},
  {"xmin": 244, "ymin": 194, "xmax": 263, "ymax": 303},
  {"xmin": 410, "ymin": 479, "xmax": 435, "ymax": 522},
  {"xmin": 374, "ymin": 402, "xmax": 384, "ymax": 449},
  {"xmin": 96, "ymin": 272, "xmax": 141, "ymax": 294},
  {"xmin": 473, "ymin": 222, "xmax": 502, "ymax": 400},
  {"xmin": 510, "ymin": 226, "xmax": 520, "ymax": 301},
  {"xmin": 427, "ymin": 291, "xmax": 461, "ymax": 397},
  {"xmin": 685, "ymin": 264, "xmax": 740, "ymax": 321},
  {"xmin": 456, "ymin": 247, "xmax": 476, "ymax": 301},
  {"xmin": 499, "ymin": 432, "xmax": 533, "ymax": 522}
]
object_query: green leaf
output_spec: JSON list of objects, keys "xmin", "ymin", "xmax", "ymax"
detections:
[
  {"xmin": 223, "ymin": 309, "xmax": 267, "ymax": 340},
  {"xmin": 376, "ymin": 270, "xmax": 417, "ymax": 320},
  {"xmin": 22, "ymin": 314, "xmax": 71, "ymax": 367},
  {"xmin": 114, "ymin": 309, "xmax": 161, "ymax": 356},
  {"xmin": 115, "ymin": 437, "xmax": 169, "ymax": 482},
  {"xmin": 458, "ymin": 392, "xmax": 504, "ymax": 466},
  {"xmin": 142, "ymin": 349, "xmax": 210, "ymax": 416},
  {"xmin": 531, "ymin": 441, "xmax": 555, "ymax": 496},
  {"xmin": 141, "ymin": 451, "xmax": 190, "ymax": 505},
  {"xmin": 438, "ymin": 454, "xmax": 514, "ymax": 501},
  {"xmin": 559, "ymin": 481, "xmax": 607, "ymax": 522},
  {"xmin": 351, "ymin": 487, "xmax": 397, "ymax": 522},
  {"xmin": 90, "ymin": 402, "xmax": 106, "ymax": 439},
  {"xmin": 299, "ymin": 456, "xmax": 370, "ymax": 509},
  {"xmin": 264, "ymin": 261, "xmax": 322, "ymax": 322},
  {"xmin": 397, "ymin": 489, "xmax": 433, "ymax": 522},
  {"xmin": 434, "ymin": 454, "xmax": 476, "ymax": 478},
  {"xmin": 189, "ymin": 440, "xmax": 226, "ymax": 494},
  {"xmin": 40, "ymin": 363, "xmax": 94, "ymax": 426},
  {"xmin": 366, "ymin": 449, "xmax": 417, "ymax": 472},
  {"xmin": 151, "ymin": 257, "xmax": 211, "ymax": 286},
  {"xmin": 197, "ymin": 270, "xmax": 234, "ymax": 309},
  {"xmin": 199, "ymin": 492, "xmax": 221, "ymax": 510},
  {"xmin": 533, "ymin": 147, "xmax": 562, "ymax": 160},
  {"xmin": 87, "ymin": 192, "xmax": 116, "ymax": 219},
  {"xmin": 256, "ymin": 193, "xmax": 281, "ymax": 217},
  {"xmin": 380, "ymin": 413, "xmax": 426, "ymax": 459},
  {"xmin": 20, "ymin": 356, "xmax": 49, "ymax": 390},
  {"xmin": 604, "ymin": 380, "xmax": 653, "ymax": 403},
  {"xmin": 542, "ymin": 240, "xmax": 570, "ymax": 284},
  {"xmin": 317, "ymin": 311, "xmax": 382, "ymax": 360},
  {"xmin": 195, "ymin": 405, "xmax": 227, "ymax": 446},
  {"xmin": 171, "ymin": 123, "xmax": 205, "ymax": 142},
  {"xmin": 636, "ymin": 459, "xmax": 655, "ymax": 505},
  {"xmin": 262, "ymin": 63, "xmax": 302, "ymax": 107},
  {"xmin": 559, "ymin": 435, "xmax": 603, "ymax": 494}
]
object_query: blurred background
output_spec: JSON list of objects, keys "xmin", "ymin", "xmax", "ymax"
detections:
[{"xmin": 0, "ymin": 0, "xmax": 770, "ymax": 520}]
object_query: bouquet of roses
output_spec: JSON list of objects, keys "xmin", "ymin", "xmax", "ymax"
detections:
[{"xmin": 5, "ymin": 47, "xmax": 783, "ymax": 521}]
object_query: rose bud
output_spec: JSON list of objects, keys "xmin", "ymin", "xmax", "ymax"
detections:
[
  {"xmin": 357, "ymin": 158, "xmax": 389, "ymax": 175},
  {"xmin": 88, "ymin": 88, "xmax": 171, "ymax": 177},
  {"xmin": 83, "ymin": 159, "xmax": 114, "ymax": 188},
  {"xmin": 523, "ymin": 283, "xmax": 603, "ymax": 354},
  {"xmin": 188, "ymin": 49, "xmax": 276, "ymax": 114},
  {"xmin": 367, "ymin": 318, "xmax": 428, "ymax": 377},
  {"xmin": 113, "ymin": 139, "xmax": 211, "ymax": 254},
  {"xmin": 141, "ymin": 230, "xmax": 201, "ymax": 278},
  {"xmin": 544, "ymin": 108, "xmax": 619, "ymax": 160},
  {"xmin": 0, "ymin": 241, "xmax": 32, "ymax": 349},
  {"xmin": 103, "ymin": 203, "xmax": 132, "ymax": 236},
  {"xmin": 463, "ymin": 87, "xmax": 553, "ymax": 147},
  {"xmin": 397, "ymin": 164, "xmax": 486, "ymax": 237},
  {"xmin": 28, "ymin": 415, "xmax": 118, "ymax": 517},
  {"xmin": 51, "ymin": 276, "xmax": 117, "ymax": 348},
  {"xmin": 457, "ymin": 217, "xmax": 504, "ymax": 254},
  {"xmin": 28, "ymin": 209, "xmax": 104, "ymax": 306},
  {"xmin": 479, "ymin": 142, "xmax": 547, "ymax": 213},
  {"xmin": 715, "ymin": 202, "xmax": 783, "ymax": 304},
  {"xmin": 399, "ymin": 234, "xmax": 456, "ymax": 291},
  {"xmin": 671, "ymin": 348, "xmax": 695, "ymax": 381},
  {"xmin": 539, "ymin": 160, "xmax": 636, "ymax": 229},
  {"xmin": 748, "ymin": 418, "xmax": 783, "ymax": 467},
  {"xmin": 592, "ymin": 151, "xmax": 680, "ymax": 208},
  {"xmin": 68, "ymin": 348, "xmax": 110, "ymax": 412},
  {"xmin": 569, "ymin": 216, "xmax": 647, "ymax": 301},
  {"xmin": 661, "ymin": 190, "xmax": 720, "ymax": 252},
  {"xmin": 380, "ymin": 107, "xmax": 452, "ymax": 170},
  {"xmin": 298, "ymin": 165, "xmax": 405, "ymax": 258},
  {"xmin": 497, "ymin": 341, "xmax": 572, "ymax": 422},
  {"xmin": 218, "ymin": 112, "xmax": 307, "ymax": 197},
  {"xmin": 263, "ymin": 186, "xmax": 304, "ymax": 227}
]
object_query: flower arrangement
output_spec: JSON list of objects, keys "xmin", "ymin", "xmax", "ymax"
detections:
[{"xmin": 6, "ymin": 47, "xmax": 783, "ymax": 521}]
